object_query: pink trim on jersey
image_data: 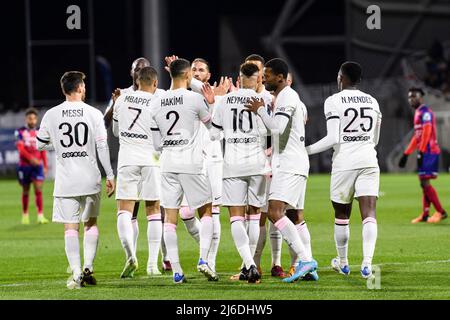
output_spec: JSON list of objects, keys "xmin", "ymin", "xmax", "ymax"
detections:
[
  {"xmin": 164, "ymin": 223, "xmax": 177, "ymax": 232},
  {"xmin": 117, "ymin": 210, "xmax": 132, "ymax": 217},
  {"xmin": 201, "ymin": 114, "xmax": 211, "ymax": 123},
  {"xmin": 179, "ymin": 206, "xmax": 195, "ymax": 219},
  {"xmin": 248, "ymin": 214, "xmax": 261, "ymax": 221},
  {"xmin": 200, "ymin": 216, "xmax": 212, "ymax": 223},
  {"xmin": 212, "ymin": 206, "xmax": 220, "ymax": 214},
  {"xmin": 65, "ymin": 229, "xmax": 79, "ymax": 237},
  {"xmin": 84, "ymin": 225, "xmax": 99, "ymax": 236},
  {"xmin": 363, "ymin": 217, "xmax": 377, "ymax": 225},
  {"xmin": 244, "ymin": 214, "xmax": 250, "ymax": 221},
  {"xmin": 274, "ymin": 216, "xmax": 290, "ymax": 231},
  {"xmin": 230, "ymin": 216, "xmax": 245, "ymax": 223},
  {"xmin": 147, "ymin": 213, "xmax": 162, "ymax": 221},
  {"xmin": 96, "ymin": 136, "xmax": 107, "ymax": 142},
  {"xmin": 335, "ymin": 218, "xmax": 350, "ymax": 225}
]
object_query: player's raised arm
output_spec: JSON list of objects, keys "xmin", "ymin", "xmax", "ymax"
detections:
[
  {"xmin": 209, "ymin": 97, "xmax": 224, "ymax": 142},
  {"xmin": 305, "ymin": 97, "xmax": 340, "ymax": 155},
  {"xmin": 245, "ymin": 97, "xmax": 290, "ymax": 135},
  {"xmin": 111, "ymin": 95, "xmax": 122, "ymax": 137}
]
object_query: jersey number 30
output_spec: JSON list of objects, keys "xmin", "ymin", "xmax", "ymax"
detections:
[{"xmin": 59, "ymin": 122, "xmax": 88, "ymax": 148}]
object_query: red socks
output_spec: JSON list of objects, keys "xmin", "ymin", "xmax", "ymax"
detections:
[
  {"xmin": 22, "ymin": 193, "xmax": 29, "ymax": 214},
  {"xmin": 35, "ymin": 190, "xmax": 43, "ymax": 215},
  {"xmin": 423, "ymin": 185, "xmax": 444, "ymax": 213}
]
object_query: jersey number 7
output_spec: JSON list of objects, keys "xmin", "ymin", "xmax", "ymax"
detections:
[{"xmin": 128, "ymin": 107, "xmax": 142, "ymax": 130}]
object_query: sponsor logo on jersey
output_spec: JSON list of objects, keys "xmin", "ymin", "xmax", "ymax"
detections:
[
  {"xmin": 120, "ymin": 132, "xmax": 148, "ymax": 140},
  {"xmin": 62, "ymin": 151, "xmax": 88, "ymax": 158},
  {"xmin": 226, "ymin": 137, "xmax": 258, "ymax": 144},
  {"xmin": 163, "ymin": 139, "xmax": 189, "ymax": 146},
  {"xmin": 342, "ymin": 135, "xmax": 370, "ymax": 142}
]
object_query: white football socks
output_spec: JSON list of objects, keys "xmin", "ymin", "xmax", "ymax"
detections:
[
  {"xmin": 269, "ymin": 221, "xmax": 282, "ymax": 266},
  {"xmin": 362, "ymin": 217, "xmax": 377, "ymax": 266},
  {"xmin": 65, "ymin": 229, "xmax": 81, "ymax": 277},
  {"xmin": 131, "ymin": 218, "xmax": 139, "ymax": 257},
  {"xmin": 274, "ymin": 216, "xmax": 310, "ymax": 263},
  {"xmin": 334, "ymin": 218, "xmax": 350, "ymax": 267},
  {"xmin": 163, "ymin": 223, "xmax": 182, "ymax": 275},
  {"xmin": 207, "ymin": 211, "xmax": 221, "ymax": 271},
  {"xmin": 117, "ymin": 211, "xmax": 135, "ymax": 261},
  {"xmin": 180, "ymin": 207, "xmax": 200, "ymax": 243},
  {"xmin": 296, "ymin": 221, "xmax": 312, "ymax": 259},
  {"xmin": 200, "ymin": 216, "xmax": 213, "ymax": 262},
  {"xmin": 83, "ymin": 225, "xmax": 98, "ymax": 272},
  {"xmin": 247, "ymin": 214, "xmax": 261, "ymax": 257},
  {"xmin": 147, "ymin": 213, "xmax": 162, "ymax": 270},
  {"xmin": 231, "ymin": 216, "xmax": 255, "ymax": 269}
]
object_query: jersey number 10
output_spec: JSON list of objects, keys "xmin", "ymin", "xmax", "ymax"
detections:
[{"xmin": 232, "ymin": 108, "xmax": 253, "ymax": 133}]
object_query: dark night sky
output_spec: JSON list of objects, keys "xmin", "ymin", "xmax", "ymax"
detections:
[{"xmin": 0, "ymin": 0, "xmax": 345, "ymax": 111}]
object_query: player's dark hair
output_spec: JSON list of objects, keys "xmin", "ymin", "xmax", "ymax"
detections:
[
  {"xmin": 408, "ymin": 87, "xmax": 426, "ymax": 96},
  {"xmin": 340, "ymin": 61, "xmax": 362, "ymax": 85},
  {"xmin": 192, "ymin": 58, "xmax": 210, "ymax": 72},
  {"xmin": 25, "ymin": 107, "xmax": 38, "ymax": 117},
  {"xmin": 60, "ymin": 71, "xmax": 86, "ymax": 95},
  {"xmin": 240, "ymin": 63, "xmax": 260, "ymax": 78},
  {"xmin": 137, "ymin": 66, "xmax": 158, "ymax": 85},
  {"xmin": 170, "ymin": 58, "xmax": 191, "ymax": 79},
  {"xmin": 265, "ymin": 58, "xmax": 289, "ymax": 79},
  {"xmin": 245, "ymin": 54, "xmax": 265, "ymax": 66}
]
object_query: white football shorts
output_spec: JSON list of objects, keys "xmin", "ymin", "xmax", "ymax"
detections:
[
  {"xmin": 116, "ymin": 165, "xmax": 160, "ymax": 201},
  {"xmin": 269, "ymin": 171, "xmax": 307, "ymax": 210},
  {"xmin": 330, "ymin": 167, "xmax": 380, "ymax": 204},
  {"xmin": 52, "ymin": 193, "xmax": 100, "ymax": 224},
  {"xmin": 222, "ymin": 175, "xmax": 266, "ymax": 207}
]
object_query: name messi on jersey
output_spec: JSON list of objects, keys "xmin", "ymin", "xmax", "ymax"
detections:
[
  {"xmin": 161, "ymin": 96, "xmax": 183, "ymax": 107},
  {"xmin": 124, "ymin": 95, "xmax": 152, "ymax": 106},
  {"xmin": 62, "ymin": 109, "xmax": 84, "ymax": 117},
  {"xmin": 341, "ymin": 96, "xmax": 373, "ymax": 104}
]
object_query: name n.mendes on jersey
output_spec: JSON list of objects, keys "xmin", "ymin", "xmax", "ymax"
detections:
[{"xmin": 340, "ymin": 96, "xmax": 373, "ymax": 104}]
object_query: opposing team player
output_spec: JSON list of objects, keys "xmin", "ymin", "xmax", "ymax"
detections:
[
  {"xmin": 15, "ymin": 108, "xmax": 49, "ymax": 225},
  {"xmin": 113, "ymin": 66, "xmax": 163, "ymax": 277},
  {"xmin": 150, "ymin": 58, "xmax": 217, "ymax": 283},
  {"xmin": 306, "ymin": 61, "xmax": 382, "ymax": 279},
  {"xmin": 37, "ymin": 71, "xmax": 115, "ymax": 289},
  {"xmin": 210, "ymin": 63, "xmax": 269, "ymax": 283},
  {"xmin": 399, "ymin": 87, "xmax": 447, "ymax": 223},
  {"xmin": 245, "ymin": 58, "xmax": 318, "ymax": 283}
]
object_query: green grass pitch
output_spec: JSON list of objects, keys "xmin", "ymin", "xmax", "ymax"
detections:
[{"xmin": 0, "ymin": 174, "xmax": 449, "ymax": 300}]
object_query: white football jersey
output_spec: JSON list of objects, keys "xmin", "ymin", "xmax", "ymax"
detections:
[
  {"xmin": 113, "ymin": 90, "xmax": 159, "ymax": 168},
  {"xmin": 324, "ymin": 89, "xmax": 381, "ymax": 172},
  {"xmin": 270, "ymin": 86, "xmax": 309, "ymax": 176},
  {"xmin": 37, "ymin": 101, "xmax": 108, "ymax": 197},
  {"xmin": 150, "ymin": 88, "xmax": 211, "ymax": 174},
  {"xmin": 213, "ymin": 89, "xmax": 270, "ymax": 178},
  {"xmin": 104, "ymin": 86, "xmax": 165, "ymax": 114}
]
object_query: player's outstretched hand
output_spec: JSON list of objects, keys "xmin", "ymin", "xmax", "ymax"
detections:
[
  {"xmin": 201, "ymin": 83, "xmax": 215, "ymax": 104},
  {"xmin": 111, "ymin": 88, "xmax": 121, "ymax": 102},
  {"xmin": 164, "ymin": 55, "xmax": 179, "ymax": 73},
  {"xmin": 229, "ymin": 77, "xmax": 240, "ymax": 92},
  {"xmin": 212, "ymin": 76, "xmax": 230, "ymax": 96},
  {"xmin": 398, "ymin": 154, "xmax": 408, "ymax": 168},
  {"xmin": 245, "ymin": 97, "xmax": 264, "ymax": 113},
  {"xmin": 106, "ymin": 179, "xmax": 115, "ymax": 198}
]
